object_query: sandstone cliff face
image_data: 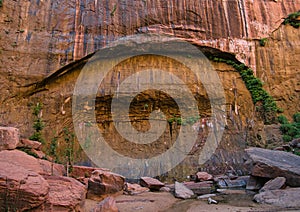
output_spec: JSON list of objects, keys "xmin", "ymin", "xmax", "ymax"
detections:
[
  {"xmin": 0, "ymin": 0, "xmax": 299, "ymax": 77},
  {"xmin": 0, "ymin": 0, "xmax": 299, "ymax": 178}
]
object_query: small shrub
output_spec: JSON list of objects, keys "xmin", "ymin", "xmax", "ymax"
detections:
[
  {"xmin": 259, "ymin": 38, "xmax": 268, "ymax": 47},
  {"xmin": 280, "ymin": 112, "xmax": 300, "ymax": 143},
  {"xmin": 29, "ymin": 102, "xmax": 45, "ymax": 144},
  {"xmin": 283, "ymin": 11, "xmax": 300, "ymax": 28},
  {"xmin": 293, "ymin": 112, "xmax": 300, "ymax": 123},
  {"xmin": 210, "ymin": 57, "xmax": 280, "ymax": 124},
  {"xmin": 278, "ymin": 115, "xmax": 288, "ymax": 124}
]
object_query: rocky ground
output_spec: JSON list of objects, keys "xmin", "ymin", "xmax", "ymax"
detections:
[{"xmin": 1, "ymin": 126, "xmax": 300, "ymax": 211}]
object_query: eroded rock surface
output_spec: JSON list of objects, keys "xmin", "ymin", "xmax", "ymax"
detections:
[
  {"xmin": 246, "ymin": 147, "xmax": 300, "ymax": 187},
  {"xmin": 0, "ymin": 127, "xmax": 19, "ymax": 151},
  {"xmin": 0, "ymin": 161, "xmax": 49, "ymax": 211},
  {"xmin": 87, "ymin": 170, "xmax": 125, "ymax": 200},
  {"xmin": 254, "ymin": 188, "xmax": 300, "ymax": 208}
]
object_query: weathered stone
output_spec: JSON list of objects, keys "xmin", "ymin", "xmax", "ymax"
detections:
[
  {"xmin": 0, "ymin": 127, "xmax": 19, "ymax": 151},
  {"xmin": 0, "ymin": 149, "xmax": 65, "ymax": 176},
  {"xmin": 246, "ymin": 175, "xmax": 269, "ymax": 191},
  {"xmin": 140, "ymin": 177, "xmax": 164, "ymax": 191},
  {"xmin": 39, "ymin": 176, "xmax": 87, "ymax": 211},
  {"xmin": 174, "ymin": 182, "xmax": 194, "ymax": 199},
  {"xmin": 0, "ymin": 150, "xmax": 43, "ymax": 173},
  {"xmin": 183, "ymin": 181, "xmax": 213, "ymax": 195},
  {"xmin": 31, "ymin": 149, "xmax": 46, "ymax": 159},
  {"xmin": 0, "ymin": 161, "xmax": 49, "ymax": 211},
  {"xmin": 38, "ymin": 159, "xmax": 66, "ymax": 176},
  {"xmin": 87, "ymin": 170, "xmax": 125, "ymax": 200},
  {"xmin": 290, "ymin": 138, "xmax": 300, "ymax": 148},
  {"xmin": 245, "ymin": 147, "xmax": 300, "ymax": 186},
  {"xmin": 71, "ymin": 165, "xmax": 110, "ymax": 178},
  {"xmin": 17, "ymin": 138, "xmax": 42, "ymax": 150},
  {"xmin": 254, "ymin": 188, "xmax": 300, "ymax": 208},
  {"xmin": 215, "ymin": 175, "xmax": 247, "ymax": 189},
  {"xmin": 196, "ymin": 172, "xmax": 213, "ymax": 182},
  {"xmin": 159, "ymin": 186, "xmax": 171, "ymax": 193},
  {"xmin": 91, "ymin": 197, "xmax": 119, "ymax": 212},
  {"xmin": 124, "ymin": 183, "xmax": 149, "ymax": 195},
  {"xmin": 259, "ymin": 177, "xmax": 286, "ymax": 193}
]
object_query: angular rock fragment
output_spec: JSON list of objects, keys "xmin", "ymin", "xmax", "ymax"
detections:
[
  {"xmin": 140, "ymin": 177, "xmax": 164, "ymax": 191},
  {"xmin": 174, "ymin": 182, "xmax": 194, "ymax": 199}
]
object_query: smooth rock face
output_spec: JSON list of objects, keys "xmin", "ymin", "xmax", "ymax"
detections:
[
  {"xmin": 259, "ymin": 177, "xmax": 286, "ymax": 193},
  {"xmin": 0, "ymin": 161, "xmax": 49, "ymax": 211},
  {"xmin": 174, "ymin": 182, "xmax": 194, "ymax": 199},
  {"xmin": 91, "ymin": 197, "xmax": 119, "ymax": 212},
  {"xmin": 140, "ymin": 177, "xmax": 165, "ymax": 191},
  {"xmin": 254, "ymin": 188, "xmax": 300, "ymax": 208},
  {"xmin": 196, "ymin": 172, "xmax": 213, "ymax": 182},
  {"xmin": 40, "ymin": 176, "xmax": 87, "ymax": 211},
  {"xmin": 245, "ymin": 147, "xmax": 300, "ymax": 187},
  {"xmin": 0, "ymin": 127, "xmax": 19, "ymax": 151},
  {"xmin": 87, "ymin": 170, "xmax": 125, "ymax": 200}
]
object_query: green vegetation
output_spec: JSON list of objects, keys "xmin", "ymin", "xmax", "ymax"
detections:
[
  {"xmin": 0, "ymin": 0, "xmax": 3, "ymax": 7},
  {"xmin": 167, "ymin": 115, "xmax": 200, "ymax": 126},
  {"xmin": 259, "ymin": 38, "xmax": 268, "ymax": 47},
  {"xmin": 29, "ymin": 102, "xmax": 45, "ymax": 144},
  {"xmin": 279, "ymin": 113, "xmax": 300, "ymax": 142},
  {"xmin": 49, "ymin": 135, "xmax": 58, "ymax": 163},
  {"xmin": 210, "ymin": 57, "xmax": 280, "ymax": 124},
  {"xmin": 283, "ymin": 11, "xmax": 300, "ymax": 28},
  {"xmin": 110, "ymin": 4, "xmax": 117, "ymax": 16},
  {"xmin": 63, "ymin": 127, "xmax": 75, "ymax": 174}
]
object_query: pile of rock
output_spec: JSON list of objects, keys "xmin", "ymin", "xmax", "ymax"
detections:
[
  {"xmin": 245, "ymin": 147, "xmax": 300, "ymax": 208},
  {"xmin": 1, "ymin": 126, "xmax": 300, "ymax": 211},
  {"xmin": 0, "ymin": 127, "xmax": 86, "ymax": 211}
]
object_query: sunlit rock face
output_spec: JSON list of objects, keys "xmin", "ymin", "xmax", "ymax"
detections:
[{"xmin": 0, "ymin": 0, "xmax": 299, "ymax": 180}]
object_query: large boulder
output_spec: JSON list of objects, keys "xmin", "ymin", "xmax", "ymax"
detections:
[
  {"xmin": 0, "ymin": 150, "xmax": 65, "ymax": 176},
  {"xmin": 0, "ymin": 127, "xmax": 19, "ymax": 151},
  {"xmin": 254, "ymin": 188, "xmax": 300, "ymax": 208},
  {"xmin": 0, "ymin": 161, "xmax": 49, "ymax": 211},
  {"xmin": 87, "ymin": 170, "xmax": 125, "ymax": 200},
  {"xmin": 245, "ymin": 147, "xmax": 300, "ymax": 186},
  {"xmin": 0, "ymin": 150, "xmax": 43, "ymax": 173},
  {"xmin": 38, "ymin": 176, "xmax": 87, "ymax": 211}
]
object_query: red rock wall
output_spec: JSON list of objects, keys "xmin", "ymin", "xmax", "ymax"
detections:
[{"xmin": 0, "ymin": 0, "xmax": 299, "ymax": 78}]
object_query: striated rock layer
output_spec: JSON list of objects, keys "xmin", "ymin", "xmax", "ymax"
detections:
[{"xmin": 0, "ymin": 1, "xmax": 299, "ymax": 179}]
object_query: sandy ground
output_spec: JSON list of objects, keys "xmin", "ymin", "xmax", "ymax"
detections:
[{"xmin": 84, "ymin": 191, "xmax": 299, "ymax": 212}]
